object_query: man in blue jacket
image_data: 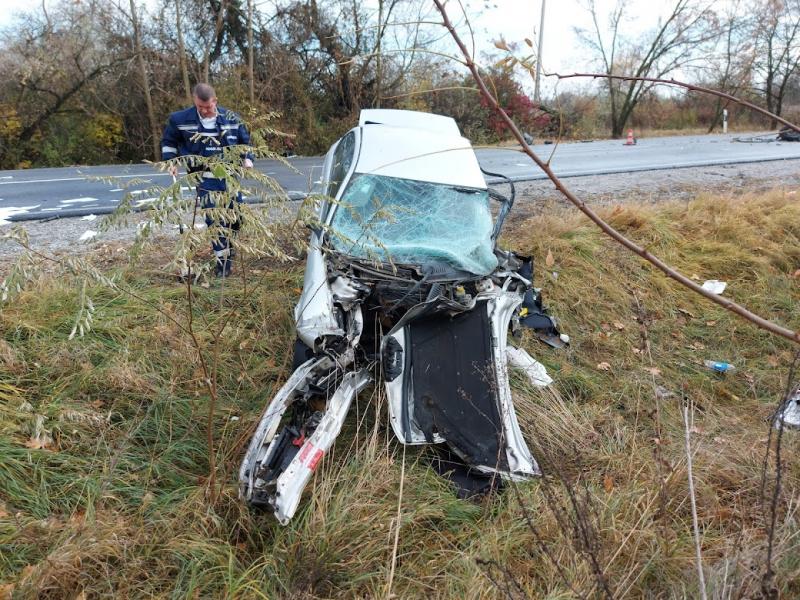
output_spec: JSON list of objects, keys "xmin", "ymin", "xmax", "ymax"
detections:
[{"xmin": 161, "ymin": 83, "xmax": 253, "ymax": 277}]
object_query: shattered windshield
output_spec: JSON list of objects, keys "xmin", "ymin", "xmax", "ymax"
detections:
[{"xmin": 329, "ymin": 173, "xmax": 498, "ymax": 275}]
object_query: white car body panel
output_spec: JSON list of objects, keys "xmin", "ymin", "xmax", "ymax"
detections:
[
  {"xmin": 359, "ymin": 109, "xmax": 461, "ymax": 136},
  {"xmin": 354, "ymin": 126, "xmax": 487, "ymax": 189}
]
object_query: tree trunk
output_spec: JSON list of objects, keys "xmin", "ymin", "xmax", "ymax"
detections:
[
  {"xmin": 203, "ymin": 0, "xmax": 227, "ymax": 81},
  {"xmin": 247, "ymin": 0, "xmax": 254, "ymax": 104},
  {"xmin": 176, "ymin": 0, "xmax": 192, "ymax": 102},
  {"xmin": 708, "ymin": 100, "xmax": 724, "ymax": 133},
  {"xmin": 610, "ymin": 103, "xmax": 625, "ymax": 138},
  {"xmin": 374, "ymin": 0, "xmax": 383, "ymax": 107},
  {"xmin": 130, "ymin": 0, "xmax": 160, "ymax": 161}
]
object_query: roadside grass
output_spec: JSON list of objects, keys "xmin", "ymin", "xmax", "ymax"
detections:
[{"xmin": 1, "ymin": 189, "xmax": 799, "ymax": 598}]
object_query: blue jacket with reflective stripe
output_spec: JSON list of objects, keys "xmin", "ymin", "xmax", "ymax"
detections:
[{"xmin": 160, "ymin": 106, "xmax": 252, "ymax": 165}]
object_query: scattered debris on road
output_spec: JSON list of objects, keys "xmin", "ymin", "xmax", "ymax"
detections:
[{"xmin": 778, "ymin": 126, "xmax": 800, "ymax": 142}]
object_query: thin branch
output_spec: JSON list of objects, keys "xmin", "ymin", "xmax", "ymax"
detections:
[
  {"xmin": 761, "ymin": 350, "xmax": 800, "ymax": 598},
  {"xmin": 683, "ymin": 400, "xmax": 708, "ymax": 600},
  {"xmin": 432, "ymin": 1, "xmax": 800, "ymax": 345},
  {"xmin": 385, "ymin": 443, "xmax": 406, "ymax": 598}
]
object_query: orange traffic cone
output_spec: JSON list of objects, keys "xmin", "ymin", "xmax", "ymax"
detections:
[{"xmin": 624, "ymin": 129, "xmax": 636, "ymax": 146}]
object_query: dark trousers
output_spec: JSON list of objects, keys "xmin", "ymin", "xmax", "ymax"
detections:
[{"xmin": 197, "ymin": 177, "xmax": 242, "ymax": 256}]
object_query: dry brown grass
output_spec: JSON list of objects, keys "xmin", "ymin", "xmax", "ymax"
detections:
[{"xmin": 1, "ymin": 190, "xmax": 799, "ymax": 598}]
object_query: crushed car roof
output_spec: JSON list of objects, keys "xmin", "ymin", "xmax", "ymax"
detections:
[{"xmin": 354, "ymin": 124, "xmax": 487, "ymax": 190}]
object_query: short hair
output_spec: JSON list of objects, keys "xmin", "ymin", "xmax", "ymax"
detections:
[{"xmin": 193, "ymin": 83, "xmax": 216, "ymax": 101}]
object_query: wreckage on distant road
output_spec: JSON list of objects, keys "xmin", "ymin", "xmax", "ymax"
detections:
[{"xmin": 239, "ymin": 109, "xmax": 565, "ymax": 524}]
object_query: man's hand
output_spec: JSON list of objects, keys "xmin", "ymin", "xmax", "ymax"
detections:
[
  {"xmin": 243, "ymin": 158, "xmax": 253, "ymax": 169},
  {"xmin": 168, "ymin": 165, "xmax": 179, "ymax": 178}
]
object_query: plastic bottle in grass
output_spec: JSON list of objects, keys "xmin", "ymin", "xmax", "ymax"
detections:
[{"xmin": 704, "ymin": 360, "xmax": 736, "ymax": 374}]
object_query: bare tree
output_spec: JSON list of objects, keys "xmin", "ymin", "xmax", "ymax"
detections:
[
  {"xmin": 176, "ymin": 0, "xmax": 193, "ymax": 102},
  {"xmin": 203, "ymin": 0, "xmax": 227, "ymax": 81},
  {"xmin": 128, "ymin": 0, "xmax": 160, "ymax": 160},
  {"xmin": 753, "ymin": 0, "xmax": 800, "ymax": 128},
  {"xmin": 275, "ymin": 0, "xmax": 437, "ymax": 115},
  {"xmin": 1, "ymin": 1, "xmax": 131, "ymax": 145},
  {"xmin": 701, "ymin": 1, "xmax": 755, "ymax": 132},
  {"xmin": 578, "ymin": 0, "xmax": 718, "ymax": 137}
]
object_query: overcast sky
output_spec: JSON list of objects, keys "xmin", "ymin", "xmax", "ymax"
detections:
[{"xmin": 0, "ymin": 0, "xmax": 669, "ymax": 97}]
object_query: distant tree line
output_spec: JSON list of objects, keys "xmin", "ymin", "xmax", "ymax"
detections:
[
  {"xmin": 573, "ymin": 0, "xmax": 800, "ymax": 138},
  {"xmin": 0, "ymin": 0, "xmax": 798, "ymax": 168}
]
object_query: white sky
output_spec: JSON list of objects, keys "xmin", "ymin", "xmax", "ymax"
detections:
[{"xmin": 0, "ymin": 0, "xmax": 674, "ymax": 98}]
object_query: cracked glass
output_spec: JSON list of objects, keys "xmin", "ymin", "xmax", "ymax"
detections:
[{"xmin": 329, "ymin": 173, "xmax": 498, "ymax": 275}]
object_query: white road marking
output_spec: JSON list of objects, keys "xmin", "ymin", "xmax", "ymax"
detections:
[
  {"xmin": 60, "ymin": 197, "xmax": 99, "ymax": 204},
  {"xmin": 0, "ymin": 176, "xmax": 12, "ymax": 180},
  {"xmin": 0, "ymin": 172, "xmax": 171, "ymax": 185},
  {"xmin": 110, "ymin": 188, "xmax": 124, "ymax": 192},
  {"xmin": 0, "ymin": 205, "xmax": 40, "ymax": 224}
]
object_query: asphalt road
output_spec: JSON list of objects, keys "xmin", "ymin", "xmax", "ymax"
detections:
[{"xmin": 1, "ymin": 131, "xmax": 798, "ymax": 223}]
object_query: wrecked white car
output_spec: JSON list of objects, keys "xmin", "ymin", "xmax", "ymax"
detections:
[{"xmin": 239, "ymin": 109, "xmax": 565, "ymax": 524}]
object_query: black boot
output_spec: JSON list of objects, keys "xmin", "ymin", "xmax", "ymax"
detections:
[{"xmin": 215, "ymin": 256, "xmax": 233, "ymax": 278}]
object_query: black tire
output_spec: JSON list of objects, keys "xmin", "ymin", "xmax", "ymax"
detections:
[{"xmin": 291, "ymin": 338, "xmax": 314, "ymax": 371}]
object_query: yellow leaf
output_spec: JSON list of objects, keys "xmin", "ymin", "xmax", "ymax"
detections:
[
  {"xmin": 24, "ymin": 435, "xmax": 53, "ymax": 450},
  {"xmin": 644, "ymin": 367, "xmax": 661, "ymax": 376},
  {"xmin": 596, "ymin": 362, "xmax": 611, "ymax": 371},
  {"xmin": 545, "ymin": 249, "xmax": 554, "ymax": 267},
  {"xmin": 524, "ymin": 37, "xmax": 533, "ymax": 47},
  {"xmin": 493, "ymin": 39, "xmax": 510, "ymax": 51},
  {"xmin": 613, "ymin": 321, "xmax": 625, "ymax": 330},
  {"xmin": 603, "ymin": 474, "xmax": 614, "ymax": 493}
]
